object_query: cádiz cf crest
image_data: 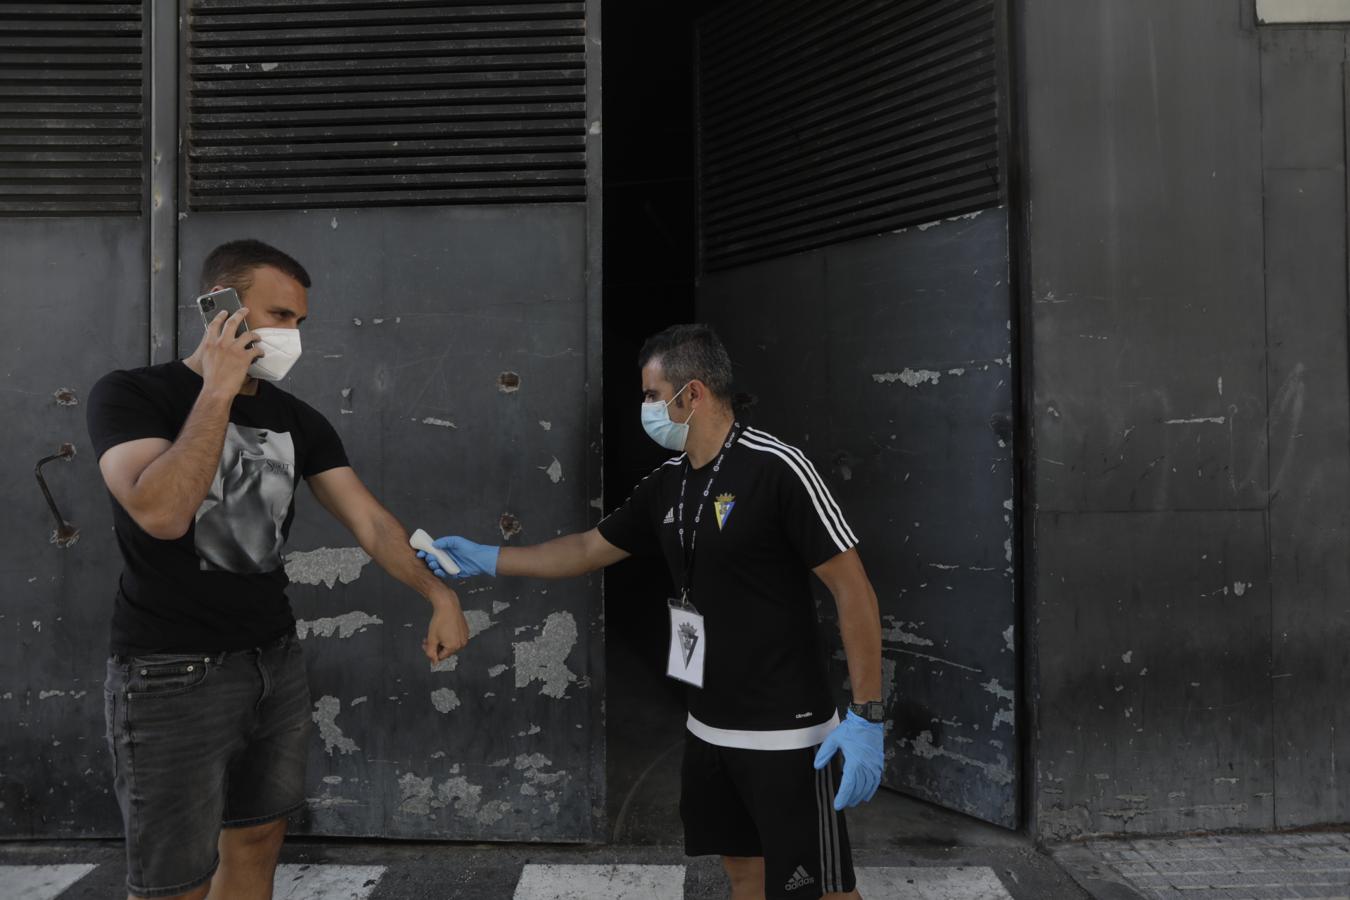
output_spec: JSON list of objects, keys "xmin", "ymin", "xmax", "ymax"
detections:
[
  {"xmin": 678, "ymin": 621, "xmax": 700, "ymax": 667},
  {"xmin": 714, "ymin": 493, "xmax": 736, "ymax": 530}
]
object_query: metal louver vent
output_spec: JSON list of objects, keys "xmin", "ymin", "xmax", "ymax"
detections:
[
  {"xmin": 0, "ymin": 1, "xmax": 145, "ymax": 217},
  {"xmin": 187, "ymin": 1, "xmax": 588, "ymax": 211},
  {"xmin": 697, "ymin": 0, "xmax": 1003, "ymax": 272}
]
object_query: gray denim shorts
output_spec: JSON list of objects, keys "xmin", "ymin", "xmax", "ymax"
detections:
[{"xmin": 104, "ymin": 632, "xmax": 311, "ymax": 898}]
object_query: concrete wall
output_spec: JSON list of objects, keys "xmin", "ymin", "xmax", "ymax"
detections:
[{"xmin": 1021, "ymin": 0, "xmax": 1350, "ymax": 839}]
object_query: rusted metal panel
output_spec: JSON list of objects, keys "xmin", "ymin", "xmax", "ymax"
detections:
[
  {"xmin": 699, "ymin": 209, "xmax": 1018, "ymax": 828},
  {"xmin": 1021, "ymin": 0, "xmax": 1275, "ymax": 839},
  {"xmin": 1262, "ymin": 28, "xmax": 1350, "ymax": 830},
  {"xmin": 0, "ymin": 217, "xmax": 149, "ymax": 836},
  {"xmin": 1024, "ymin": 0, "xmax": 1267, "ymax": 516},
  {"xmin": 1033, "ymin": 510, "xmax": 1274, "ymax": 839}
]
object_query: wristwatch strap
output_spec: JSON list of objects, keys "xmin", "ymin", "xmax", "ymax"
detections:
[{"xmin": 848, "ymin": 700, "xmax": 885, "ymax": 724}]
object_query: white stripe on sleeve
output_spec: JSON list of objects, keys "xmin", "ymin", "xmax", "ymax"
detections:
[
  {"xmin": 740, "ymin": 433, "xmax": 853, "ymax": 553},
  {"xmin": 746, "ymin": 428, "xmax": 859, "ymax": 545}
]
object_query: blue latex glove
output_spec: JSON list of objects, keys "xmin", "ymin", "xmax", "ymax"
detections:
[
  {"xmin": 416, "ymin": 536, "xmax": 500, "ymax": 579},
  {"xmin": 813, "ymin": 711, "xmax": 885, "ymax": 811}
]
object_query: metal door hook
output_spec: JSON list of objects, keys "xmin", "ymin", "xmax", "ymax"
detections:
[{"xmin": 35, "ymin": 443, "xmax": 79, "ymax": 548}]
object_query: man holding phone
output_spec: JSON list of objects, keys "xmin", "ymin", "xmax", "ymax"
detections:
[{"xmin": 86, "ymin": 239, "xmax": 470, "ymax": 900}]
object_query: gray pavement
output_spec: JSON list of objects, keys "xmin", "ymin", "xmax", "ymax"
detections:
[
  {"xmin": 1052, "ymin": 832, "xmax": 1350, "ymax": 900},
  {"xmin": 0, "ymin": 837, "xmax": 1085, "ymax": 899},
  {"xmin": 8, "ymin": 830, "xmax": 1350, "ymax": 899}
]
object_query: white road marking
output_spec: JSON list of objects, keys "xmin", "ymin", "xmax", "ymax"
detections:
[
  {"xmin": 273, "ymin": 864, "xmax": 386, "ymax": 900},
  {"xmin": 513, "ymin": 864, "xmax": 685, "ymax": 900},
  {"xmin": 0, "ymin": 860, "xmax": 1018, "ymax": 900},
  {"xmin": 1, "ymin": 865, "xmax": 96, "ymax": 900},
  {"xmin": 854, "ymin": 866, "xmax": 1013, "ymax": 899}
]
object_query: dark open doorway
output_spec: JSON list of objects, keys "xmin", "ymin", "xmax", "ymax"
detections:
[
  {"xmin": 599, "ymin": 0, "xmax": 1027, "ymax": 846},
  {"xmin": 599, "ymin": 0, "xmax": 701, "ymax": 844}
]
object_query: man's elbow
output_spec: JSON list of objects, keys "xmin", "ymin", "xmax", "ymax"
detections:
[{"xmin": 131, "ymin": 508, "xmax": 191, "ymax": 541}]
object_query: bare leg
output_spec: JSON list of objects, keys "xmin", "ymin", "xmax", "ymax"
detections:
[
  {"xmin": 207, "ymin": 818, "xmax": 287, "ymax": 900},
  {"xmin": 722, "ymin": 856, "xmax": 766, "ymax": 900},
  {"xmin": 130, "ymin": 886, "xmax": 209, "ymax": 900}
]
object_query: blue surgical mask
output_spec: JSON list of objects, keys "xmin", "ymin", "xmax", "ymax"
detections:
[{"xmin": 641, "ymin": 382, "xmax": 695, "ymax": 451}]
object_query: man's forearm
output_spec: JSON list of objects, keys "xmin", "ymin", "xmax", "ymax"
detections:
[
  {"xmin": 357, "ymin": 507, "xmax": 461, "ymax": 607},
  {"xmin": 131, "ymin": 389, "xmax": 234, "ymax": 536},
  {"xmin": 836, "ymin": 584, "xmax": 883, "ymax": 704},
  {"xmin": 498, "ymin": 533, "xmax": 596, "ymax": 579}
]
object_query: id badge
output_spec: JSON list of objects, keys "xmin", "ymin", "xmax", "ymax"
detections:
[{"xmin": 667, "ymin": 599, "xmax": 706, "ymax": 688}]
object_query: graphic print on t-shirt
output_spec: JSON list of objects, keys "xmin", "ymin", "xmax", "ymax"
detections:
[{"xmin": 194, "ymin": 424, "xmax": 296, "ymax": 574}]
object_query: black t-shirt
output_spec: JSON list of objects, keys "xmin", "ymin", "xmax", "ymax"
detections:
[
  {"xmin": 598, "ymin": 425, "xmax": 859, "ymax": 745},
  {"xmin": 86, "ymin": 361, "xmax": 349, "ymax": 655}
]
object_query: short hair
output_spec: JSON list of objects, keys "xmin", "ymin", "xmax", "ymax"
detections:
[
  {"xmin": 638, "ymin": 323, "xmax": 734, "ymax": 401},
  {"xmin": 199, "ymin": 239, "xmax": 311, "ymax": 295}
]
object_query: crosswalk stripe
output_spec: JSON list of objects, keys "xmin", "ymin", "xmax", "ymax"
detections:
[
  {"xmin": 0, "ymin": 860, "xmax": 1017, "ymax": 899},
  {"xmin": 854, "ymin": 866, "xmax": 1013, "ymax": 899},
  {"xmin": 513, "ymin": 864, "xmax": 685, "ymax": 900},
  {"xmin": 1, "ymin": 865, "xmax": 96, "ymax": 900},
  {"xmin": 273, "ymin": 864, "xmax": 386, "ymax": 900}
]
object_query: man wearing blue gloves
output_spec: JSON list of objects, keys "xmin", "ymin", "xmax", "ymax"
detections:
[{"xmin": 421, "ymin": 324, "xmax": 884, "ymax": 900}]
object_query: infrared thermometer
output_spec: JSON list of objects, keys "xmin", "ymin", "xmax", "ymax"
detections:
[{"xmin": 409, "ymin": 528, "xmax": 461, "ymax": 576}]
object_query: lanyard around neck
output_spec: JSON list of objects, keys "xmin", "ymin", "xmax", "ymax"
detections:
[{"xmin": 676, "ymin": 421, "xmax": 741, "ymax": 605}]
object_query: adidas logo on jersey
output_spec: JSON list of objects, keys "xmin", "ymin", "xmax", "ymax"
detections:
[
  {"xmin": 663, "ymin": 507, "xmax": 675, "ymax": 524},
  {"xmin": 784, "ymin": 865, "xmax": 815, "ymax": 892}
]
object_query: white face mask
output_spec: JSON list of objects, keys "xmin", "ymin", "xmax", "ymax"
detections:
[
  {"xmin": 247, "ymin": 328, "xmax": 302, "ymax": 382},
  {"xmin": 641, "ymin": 382, "xmax": 695, "ymax": 451}
]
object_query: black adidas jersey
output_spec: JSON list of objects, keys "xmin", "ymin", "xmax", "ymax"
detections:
[{"xmin": 599, "ymin": 426, "xmax": 859, "ymax": 747}]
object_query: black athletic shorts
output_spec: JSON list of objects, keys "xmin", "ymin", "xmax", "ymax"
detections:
[{"xmin": 680, "ymin": 731, "xmax": 856, "ymax": 899}]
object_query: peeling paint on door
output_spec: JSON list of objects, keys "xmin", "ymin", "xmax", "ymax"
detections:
[
  {"xmin": 285, "ymin": 548, "xmax": 372, "ymax": 589},
  {"xmin": 313, "ymin": 695, "xmax": 360, "ymax": 755},
  {"xmin": 296, "ymin": 611, "xmax": 383, "ymax": 640},
  {"xmin": 430, "ymin": 687, "xmax": 460, "ymax": 714},
  {"xmin": 514, "ymin": 612, "xmax": 579, "ymax": 699}
]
